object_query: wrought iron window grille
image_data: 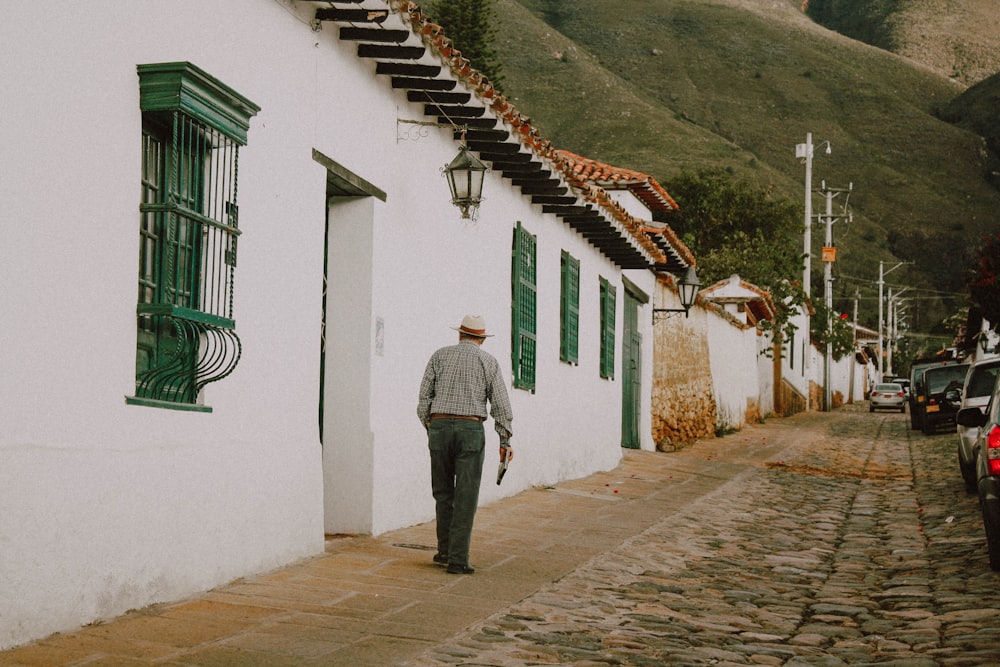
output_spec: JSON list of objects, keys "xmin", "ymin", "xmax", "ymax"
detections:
[{"xmin": 129, "ymin": 62, "xmax": 258, "ymax": 411}]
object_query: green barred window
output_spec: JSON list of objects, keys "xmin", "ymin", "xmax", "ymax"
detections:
[
  {"xmin": 128, "ymin": 62, "xmax": 259, "ymax": 411},
  {"xmin": 512, "ymin": 222, "xmax": 537, "ymax": 391},
  {"xmin": 560, "ymin": 251, "xmax": 579, "ymax": 364},
  {"xmin": 599, "ymin": 276, "xmax": 616, "ymax": 379}
]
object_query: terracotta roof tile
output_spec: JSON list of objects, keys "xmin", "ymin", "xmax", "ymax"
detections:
[
  {"xmin": 386, "ymin": 0, "xmax": 695, "ymax": 269},
  {"xmin": 555, "ymin": 150, "xmax": 679, "ymax": 213},
  {"xmin": 553, "ymin": 151, "xmax": 695, "ymax": 268}
]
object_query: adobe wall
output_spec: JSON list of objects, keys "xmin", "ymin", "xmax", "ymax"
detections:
[{"xmin": 651, "ymin": 291, "xmax": 715, "ymax": 451}]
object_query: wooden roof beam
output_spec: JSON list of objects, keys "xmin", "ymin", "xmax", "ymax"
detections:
[
  {"xmin": 315, "ymin": 8, "xmax": 389, "ymax": 23},
  {"xmin": 340, "ymin": 27, "xmax": 409, "ymax": 42},
  {"xmin": 357, "ymin": 44, "xmax": 425, "ymax": 59}
]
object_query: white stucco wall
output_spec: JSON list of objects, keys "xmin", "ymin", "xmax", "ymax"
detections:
[
  {"xmin": 780, "ymin": 309, "xmax": 814, "ymax": 400},
  {"xmin": 609, "ymin": 190, "xmax": 652, "ymax": 221},
  {"xmin": 827, "ymin": 351, "xmax": 867, "ymax": 406},
  {"xmin": 0, "ymin": 0, "xmax": 658, "ymax": 647},
  {"xmin": 707, "ymin": 312, "xmax": 754, "ymax": 431},
  {"xmin": 308, "ymin": 10, "xmax": 656, "ymax": 536},
  {"xmin": 349, "ymin": 150, "xmax": 646, "ymax": 533},
  {"xmin": 757, "ymin": 332, "xmax": 776, "ymax": 416},
  {"xmin": 0, "ymin": 1, "xmax": 335, "ymax": 648},
  {"xmin": 705, "ymin": 309, "xmax": 775, "ymax": 430}
]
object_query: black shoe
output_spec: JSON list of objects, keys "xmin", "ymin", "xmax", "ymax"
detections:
[
  {"xmin": 433, "ymin": 553, "xmax": 448, "ymax": 565},
  {"xmin": 446, "ymin": 563, "xmax": 475, "ymax": 575}
]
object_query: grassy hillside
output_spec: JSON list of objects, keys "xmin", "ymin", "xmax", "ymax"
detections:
[
  {"xmin": 806, "ymin": 0, "xmax": 1000, "ymax": 86},
  {"xmin": 491, "ymin": 0, "xmax": 1000, "ymax": 342},
  {"xmin": 941, "ymin": 71, "xmax": 1000, "ymax": 185}
]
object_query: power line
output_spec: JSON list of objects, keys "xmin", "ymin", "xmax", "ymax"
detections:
[{"xmin": 835, "ymin": 274, "xmax": 966, "ymax": 299}]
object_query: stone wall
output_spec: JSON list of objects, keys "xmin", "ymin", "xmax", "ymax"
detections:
[{"xmin": 652, "ymin": 288, "xmax": 716, "ymax": 450}]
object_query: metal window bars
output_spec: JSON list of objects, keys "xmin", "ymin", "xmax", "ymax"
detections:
[
  {"xmin": 138, "ymin": 112, "xmax": 241, "ymax": 326},
  {"xmin": 134, "ymin": 111, "xmax": 243, "ymax": 406}
]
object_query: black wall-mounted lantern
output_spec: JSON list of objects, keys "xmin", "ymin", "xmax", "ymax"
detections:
[
  {"xmin": 443, "ymin": 144, "xmax": 487, "ymax": 219},
  {"xmin": 653, "ymin": 266, "xmax": 701, "ymax": 321}
]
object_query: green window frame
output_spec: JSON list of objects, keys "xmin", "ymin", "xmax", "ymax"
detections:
[
  {"xmin": 512, "ymin": 221, "xmax": 537, "ymax": 392},
  {"xmin": 599, "ymin": 276, "xmax": 616, "ymax": 379},
  {"xmin": 128, "ymin": 62, "xmax": 259, "ymax": 412},
  {"xmin": 560, "ymin": 251, "xmax": 580, "ymax": 364}
]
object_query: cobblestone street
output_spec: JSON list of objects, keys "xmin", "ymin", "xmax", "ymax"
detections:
[{"xmin": 409, "ymin": 404, "xmax": 1000, "ymax": 666}]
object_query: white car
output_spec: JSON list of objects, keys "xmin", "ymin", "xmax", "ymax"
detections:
[
  {"xmin": 957, "ymin": 358, "xmax": 1000, "ymax": 493},
  {"xmin": 870, "ymin": 383, "xmax": 906, "ymax": 413}
]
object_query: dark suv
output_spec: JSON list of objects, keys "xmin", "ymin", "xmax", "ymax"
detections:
[
  {"xmin": 909, "ymin": 359, "xmax": 961, "ymax": 431},
  {"xmin": 920, "ymin": 363, "xmax": 970, "ymax": 434},
  {"xmin": 957, "ymin": 374, "xmax": 1000, "ymax": 570}
]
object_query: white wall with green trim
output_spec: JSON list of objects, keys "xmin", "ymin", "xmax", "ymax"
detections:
[{"xmin": 0, "ymin": 0, "xmax": 660, "ymax": 650}]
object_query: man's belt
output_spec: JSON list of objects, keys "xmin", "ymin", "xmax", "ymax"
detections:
[{"xmin": 430, "ymin": 413, "xmax": 484, "ymax": 422}]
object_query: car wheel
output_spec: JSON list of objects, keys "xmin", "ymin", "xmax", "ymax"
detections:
[
  {"xmin": 869, "ymin": 404, "xmax": 874, "ymax": 413},
  {"xmin": 922, "ymin": 418, "xmax": 935, "ymax": 435},
  {"xmin": 980, "ymin": 490, "xmax": 1000, "ymax": 571},
  {"xmin": 958, "ymin": 450, "xmax": 977, "ymax": 494},
  {"xmin": 910, "ymin": 408, "xmax": 919, "ymax": 430},
  {"xmin": 900, "ymin": 405, "xmax": 906, "ymax": 413}
]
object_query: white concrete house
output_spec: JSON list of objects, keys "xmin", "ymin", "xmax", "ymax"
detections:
[
  {"xmin": 700, "ymin": 275, "xmax": 777, "ymax": 429},
  {"xmin": 0, "ymin": 0, "xmax": 694, "ymax": 648},
  {"xmin": 780, "ymin": 300, "xmax": 874, "ymax": 412}
]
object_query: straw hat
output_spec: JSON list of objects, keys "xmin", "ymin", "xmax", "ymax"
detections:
[{"xmin": 452, "ymin": 314, "xmax": 493, "ymax": 338}]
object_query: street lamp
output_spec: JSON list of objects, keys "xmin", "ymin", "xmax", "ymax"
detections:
[
  {"xmin": 653, "ymin": 266, "xmax": 701, "ymax": 321},
  {"xmin": 443, "ymin": 144, "xmax": 487, "ymax": 219},
  {"xmin": 796, "ymin": 134, "xmax": 831, "ymax": 297}
]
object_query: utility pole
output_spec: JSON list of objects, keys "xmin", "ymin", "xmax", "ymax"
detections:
[
  {"xmin": 850, "ymin": 289, "xmax": 859, "ymax": 404},
  {"xmin": 796, "ymin": 133, "xmax": 830, "ymax": 410},
  {"xmin": 819, "ymin": 181, "xmax": 851, "ymax": 412},
  {"xmin": 877, "ymin": 261, "xmax": 911, "ymax": 380},
  {"xmin": 887, "ymin": 287, "xmax": 895, "ymax": 377},
  {"xmin": 886, "ymin": 288, "xmax": 911, "ymax": 376}
]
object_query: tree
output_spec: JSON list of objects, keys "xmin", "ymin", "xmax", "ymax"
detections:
[
  {"xmin": 663, "ymin": 169, "xmax": 807, "ymax": 350},
  {"xmin": 968, "ymin": 232, "xmax": 1000, "ymax": 331},
  {"xmin": 663, "ymin": 169, "xmax": 802, "ymax": 287},
  {"xmin": 811, "ymin": 304, "xmax": 856, "ymax": 362},
  {"xmin": 426, "ymin": 0, "xmax": 504, "ymax": 90}
]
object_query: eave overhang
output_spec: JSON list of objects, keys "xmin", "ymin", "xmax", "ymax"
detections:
[{"xmin": 312, "ymin": 0, "xmax": 676, "ymax": 270}]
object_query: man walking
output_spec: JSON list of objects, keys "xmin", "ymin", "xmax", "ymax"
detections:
[{"xmin": 417, "ymin": 315, "xmax": 513, "ymax": 574}]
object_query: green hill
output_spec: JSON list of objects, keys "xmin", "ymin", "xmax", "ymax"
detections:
[
  {"xmin": 806, "ymin": 0, "xmax": 1000, "ymax": 87},
  {"xmin": 491, "ymin": 0, "xmax": 1000, "ymax": 343}
]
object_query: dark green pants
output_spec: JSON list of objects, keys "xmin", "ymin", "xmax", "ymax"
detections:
[{"xmin": 428, "ymin": 418, "xmax": 485, "ymax": 566}]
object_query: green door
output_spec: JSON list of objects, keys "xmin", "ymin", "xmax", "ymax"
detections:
[{"xmin": 621, "ymin": 292, "xmax": 641, "ymax": 449}]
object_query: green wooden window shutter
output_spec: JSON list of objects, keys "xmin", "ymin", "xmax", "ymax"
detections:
[
  {"xmin": 560, "ymin": 251, "xmax": 580, "ymax": 364},
  {"xmin": 512, "ymin": 222, "xmax": 537, "ymax": 391},
  {"xmin": 600, "ymin": 277, "xmax": 616, "ymax": 379},
  {"xmin": 129, "ymin": 63, "xmax": 259, "ymax": 411}
]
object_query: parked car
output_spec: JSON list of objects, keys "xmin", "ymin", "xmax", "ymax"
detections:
[
  {"xmin": 957, "ymin": 359, "xmax": 1000, "ymax": 492},
  {"xmin": 956, "ymin": 384, "xmax": 1000, "ymax": 570},
  {"xmin": 870, "ymin": 383, "xmax": 906, "ymax": 412},
  {"xmin": 909, "ymin": 359, "xmax": 959, "ymax": 431},
  {"xmin": 920, "ymin": 363, "xmax": 970, "ymax": 435},
  {"xmin": 896, "ymin": 378, "xmax": 911, "ymax": 397}
]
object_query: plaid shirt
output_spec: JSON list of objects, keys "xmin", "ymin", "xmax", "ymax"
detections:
[{"xmin": 417, "ymin": 340, "xmax": 513, "ymax": 439}]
